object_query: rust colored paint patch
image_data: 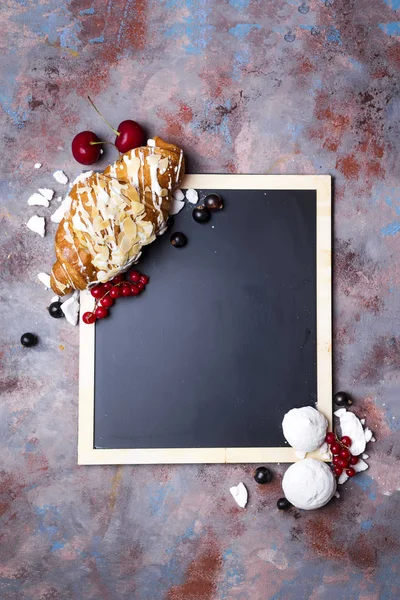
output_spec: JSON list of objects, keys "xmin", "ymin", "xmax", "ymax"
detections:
[
  {"xmin": 348, "ymin": 533, "xmax": 377, "ymax": 569},
  {"xmin": 304, "ymin": 517, "xmax": 347, "ymax": 561},
  {"xmin": 166, "ymin": 536, "xmax": 222, "ymax": 600},
  {"xmin": 336, "ymin": 154, "xmax": 361, "ymax": 180}
]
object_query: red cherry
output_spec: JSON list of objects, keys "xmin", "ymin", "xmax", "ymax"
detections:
[
  {"xmin": 137, "ymin": 282, "xmax": 145, "ymax": 292},
  {"xmin": 121, "ymin": 284, "xmax": 131, "ymax": 297},
  {"xmin": 332, "ymin": 456, "xmax": 341, "ymax": 466},
  {"xmin": 337, "ymin": 458, "xmax": 349, "ymax": 468},
  {"xmin": 95, "ymin": 306, "xmax": 108, "ymax": 319},
  {"xmin": 72, "ymin": 131, "xmax": 101, "ymax": 165},
  {"xmin": 103, "ymin": 282, "xmax": 113, "ymax": 291},
  {"xmin": 115, "ymin": 120, "xmax": 145, "ymax": 153},
  {"xmin": 346, "ymin": 467, "xmax": 356, "ymax": 477},
  {"xmin": 111, "ymin": 275, "xmax": 124, "ymax": 284},
  {"xmin": 326, "ymin": 432, "xmax": 336, "ymax": 444},
  {"xmin": 100, "ymin": 296, "xmax": 114, "ymax": 308},
  {"xmin": 330, "ymin": 443, "xmax": 341, "ymax": 455},
  {"xmin": 110, "ymin": 287, "xmax": 122, "ymax": 299},
  {"xmin": 340, "ymin": 448, "xmax": 351, "ymax": 460},
  {"xmin": 129, "ymin": 270, "xmax": 141, "ymax": 283},
  {"xmin": 82, "ymin": 311, "xmax": 96, "ymax": 324},
  {"xmin": 130, "ymin": 285, "xmax": 140, "ymax": 296},
  {"xmin": 91, "ymin": 285, "xmax": 105, "ymax": 299},
  {"xmin": 349, "ymin": 455, "xmax": 359, "ymax": 465},
  {"xmin": 334, "ymin": 466, "xmax": 343, "ymax": 477},
  {"xmin": 341, "ymin": 436, "xmax": 352, "ymax": 447},
  {"xmin": 139, "ymin": 274, "xmax": 149, "ymax": 285}
]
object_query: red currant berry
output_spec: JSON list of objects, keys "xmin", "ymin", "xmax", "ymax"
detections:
[
  {"xmin": 129, "ymin": 270, "xmax": 141, "ymax": 283},
  {"xmin": 337, "ymin": 458, "xmax": 349, "ymax": 469},
  {"xmin": 110, "ymin": 287, "xmax": 122, "ymax": 299},
  {"xmin": 346, "ymin": 467, "xmax": 356, "ymax": 477},
  {"xmin": 137, "ymin": 282, "xmax": 145, "ymax": 292},
  {"xmin": 349, "ymin": 455, "xmax": 359, "ymax": 465},
  {"xmin": 112, "ymin": 275, "xmax": 124, "ymax": 284},
  {"xmin": 103, "ymin": 282, "xmax": 113, "ymax": 291},
  {"xmin": 341, "ymin": 436, "xmax": 352, "ymax": 447},
  {"xmin": 121, "ymin": 284, "xmax": 131, "ymax": 297},
  {"xmin": 82, "ymin": 312, "xmax": 96, "ymax": 324},
  {"xmin": 130, "ymin": 285, "xmax": 140, "ymax": 296},
  {"xmin": 326, "ymin": 432, "xmax": 336, "ymax": 444},
  {"xmin": 139, "ymin": 274, "xmax": 149, "ymax": 285},
  {"xmin": 95, "ymin": 306, "xmax": 109, "ymax": 319},
  {"xmin": 100, "ymin": 296, "xmax": 114, "ymax": 308},
  {"xmin": 334, "ymin": 466, "xmax": 343, "ymax": 477},
  {"xmin": 330, "ymin": 443, "xmax": 341, "ymax": 455},
  {"xmin": 340, "ymin": 448, "xmax": 351, "ymax": 460},
  {"xmin": 91, "ymin": 285, "xmax": 105, "ymax": 298},
  {"xmin": 332, "ymin": 456, "xmax": 341, "ymax": 466}
]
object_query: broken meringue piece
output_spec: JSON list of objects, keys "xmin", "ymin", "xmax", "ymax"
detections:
[
  {"xmin": 338, "ymin": 471, "xmax": 349, "ymax": 485},
  {"xmin": 353, "ymin": 459, "xmax": 369, "ymax": 473},
  {"xmin": 37, "ymin": 272, "xmax": 51, "ymax": 288},
  {"xmin": 51, "ymin": 196, "xmax": 72, "ymax": 223},
  {"xmin": 34, "ymin": 163, "xmax": 42, "ymax": 169},
  {"xmin": 186, "ymin": 189, "xmax": 198, "ymax": 204},
  {"xmin": 364, "ymin": 428, "xmax": 373, "ymax": 443},
  {"xmin": 61, "ymin": 291, "xmax": 80, "ymax": 326},
  {"xmin": 27, "ymin": 216, "xmax": 45, "ymax": 237},
  {"xmin": 229, "ymin": 482, "xmax": 248, "ymax": 508},
  {"xmin": 27, "ymin": 192, "xmax": 50, "ymax": 208},
  {"xmin": 38, "ymin": 188, "xmax": 54, "ymax": 201},
  {"xmin": 173, "ymin": 188, "xmax": 185, "ymax": 202},
  {"xmin": 53, "ymin": 170, "xmax": 68, "ymax": 185},
  {"xmin": 169, "ymin": 199, "xmax": 185, "ymax": 216},
  {"xmin": 334, "ymin": 408, "xmax": 366, "ymax": 456}
]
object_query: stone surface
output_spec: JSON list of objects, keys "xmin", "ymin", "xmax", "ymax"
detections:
[{"xmin": 1, "ymin": 0, "xmax": 399, "ymax": 598}]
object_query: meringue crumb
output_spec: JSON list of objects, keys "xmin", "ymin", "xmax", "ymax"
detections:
[
  {"xmin": 53, "ymin": 170, "xmax": 68, "ymax": 185},
  {"xmin": 27, "ymin": 192, "xmax": 49, "ymax": 208},
  {"xmin": 38, "ymin": 188, "xmax": 54, "ymax": 201},
  {"xmin": 186, "ymin": 189, "xmax": 198, "ymax": 204},
  {"xmin": 27, "ymin": 216, "xmax": 45, "ymax": 237},
  {"xmin": 34, "ymin": 163, "xmax": 42, "ymax": 169},
  {"xmin": 173, "ymin": 189, "xmax": 185, "ymax": 202},
  {"xmin": 37, "ymin": 272, "xmax": 51, "ymax": 288},
  {"xmin": 229, "ymin": 482, "xmax": 248, "ymax": 508}
]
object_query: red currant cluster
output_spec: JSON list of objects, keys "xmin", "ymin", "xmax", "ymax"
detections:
[
  {"xmin": 326, "ymin": 432, "xmax": 359, "ymax": 478},
  {"xmin": 82, "ymin": 270, "xmax": 149, "ymax": 324}
]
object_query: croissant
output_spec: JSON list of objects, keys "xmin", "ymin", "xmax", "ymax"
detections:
[{"xmin": 50, "ymin": 137, "xmax": 185, "ymax": 295}]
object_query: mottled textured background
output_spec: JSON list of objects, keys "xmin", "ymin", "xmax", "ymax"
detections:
[{"xmin": 1, "ymin": 0, "xmax": 400, "ymax": 598}]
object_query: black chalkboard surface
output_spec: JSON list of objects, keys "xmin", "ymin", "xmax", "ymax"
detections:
[{"xmin": 78, "ymin": 175, "xmax": 332, "ymax": 464}]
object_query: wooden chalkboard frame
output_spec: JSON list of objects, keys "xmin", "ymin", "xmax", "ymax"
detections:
[{"xmin": 78, "ymin": 174, "xmax": 331, "ymax": 465}]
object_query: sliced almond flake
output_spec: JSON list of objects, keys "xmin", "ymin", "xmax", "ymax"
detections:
[
  {"xmin": 97, "ymin": 246, "xmax": 109, "ymax": 261},
  {"xmin": 97, "ymin": 270, "xmax": 108, "ymax": 282},
  {"xmin": 119, "ymin": 234, "xmax": 132, "ymax": 253},
  {"xmin": 144, "ymin": 186, "xmax": 151, "ymax": 193},
  {"xmin": 158, "ymin": 157, "xmax": 169, "ymax": 174},
  {"xmin": 124, "ymin": 186, "xmax": 140, "ymax": 203},
  {"xmin": 92, "ymin": 216, "xmax": 103, "ymax": 232},
  {"xmin": 147, "ymin": 154, "xmax": 161, "ymax": 166},
  {"xmin": 122, "ymin": 217, "xmax": 137, "ymax": 240},
  {"xmin": 130, "ymin": 201, "xmax": 145, "ymax": 216},
  {"xmin": 160, "ymin": 188, "xmax": 168, "ymax": 197}
]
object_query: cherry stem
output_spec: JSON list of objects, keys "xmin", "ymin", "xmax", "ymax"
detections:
[
  {"xmin": 89, "ymin": 140, "xmax": 122, "ymax": 160},
  {"xmin": 87, "ymin": 96, "xmax": 120, "ymax": 137}
]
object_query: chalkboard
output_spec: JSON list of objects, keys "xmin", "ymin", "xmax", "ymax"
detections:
[{"xmin": 78, "ymin": 175, "xmax": 331, "ymax": 464}]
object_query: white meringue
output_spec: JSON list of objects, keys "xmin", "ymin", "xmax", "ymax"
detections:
[{"xmin": 282, "ymin": 458, "xmax": 336, "ymax": 510}]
